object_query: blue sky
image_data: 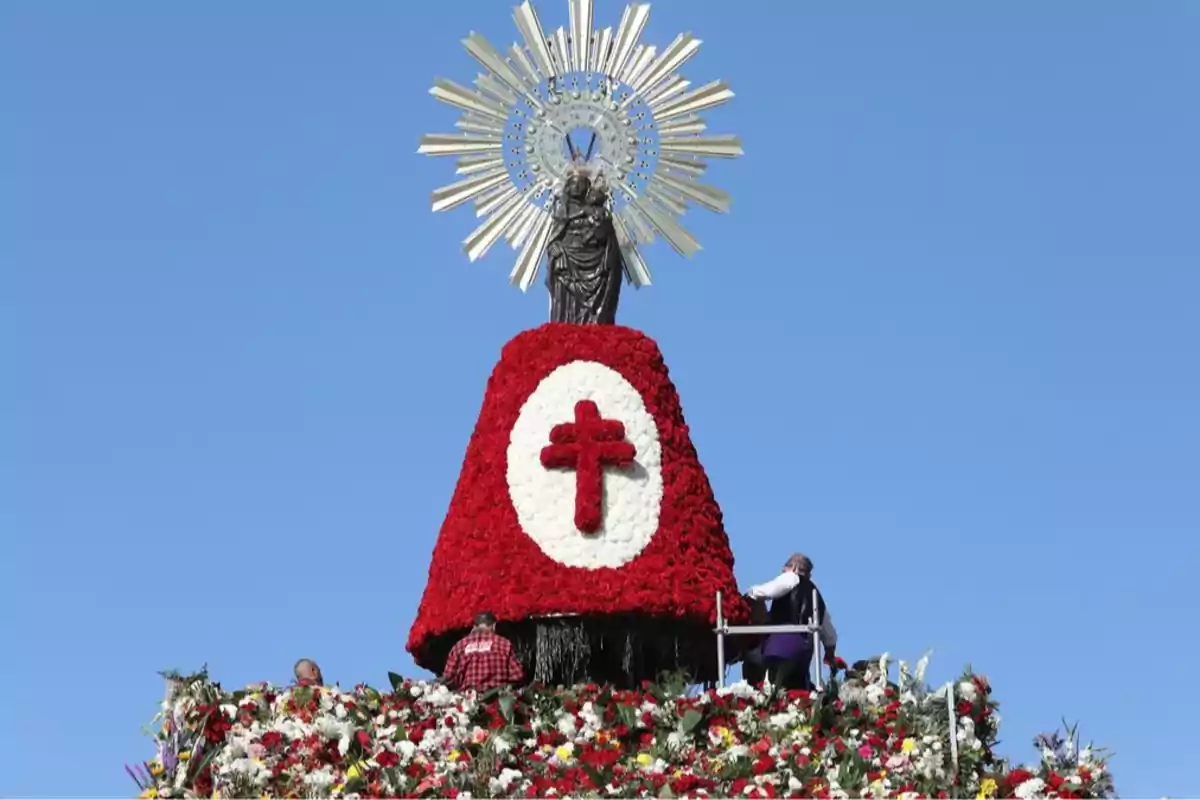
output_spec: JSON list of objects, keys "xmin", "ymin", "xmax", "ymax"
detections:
[{"xmin": 2, "ymin": 1, "xmax": 1197, "ymax": 796}]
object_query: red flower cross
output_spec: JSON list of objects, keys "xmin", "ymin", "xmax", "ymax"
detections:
[{"xmin": 540, "ymin": 399, "xmax": 636, "ymax": 533}]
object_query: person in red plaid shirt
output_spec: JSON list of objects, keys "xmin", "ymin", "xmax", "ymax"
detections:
[{"xmin": 441, "ymin": 611, "xmax": 525, "ymax": 691}]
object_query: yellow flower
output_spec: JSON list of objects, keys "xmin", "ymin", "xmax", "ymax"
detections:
[
  {"xmin": 901, "ymin": 738, "xmax": 916, "ymax": 754},
  {"xmin": 448, "ymin": 749, "xmax": 462, "ymax": 762},
  {"xmin": 211, "ymin": 792, "xmax": 220, "ymax": 799},
  {"xmin": 555, "ymin": 745, "xmax": 574, "ymax": 762},
  {"xmin": 138, "ymin": 790, "xmax": 158, "ymax": 799},
  {"xmin": 346, "ymin": 763, "xmax": 362, "ymax": 780},
  {"xmin": 712, "ymin": 726, "xmax": 736, "ymax": 748},
  {"xmin": 150, "ymin": 763, "xmax": 165, "ymax": 777},
  {"xmin": 636, "ymin": 753, "xmax": 653, "ymax": 767},
  {"xmin": 977, "ymin": 778, "xmax": 999, "ymax": 799},
  {"xmin": 178, "ymin": 750, "xmax": 191, "ymax": 761},
  {"xmin": 332, "ymin": 784, "xmax": 344, "ymax": 794}
]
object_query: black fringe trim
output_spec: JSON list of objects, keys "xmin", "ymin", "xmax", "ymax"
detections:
[{"xmin": 415, "ymin": 615, "xmax": 748, "ymax": 689}]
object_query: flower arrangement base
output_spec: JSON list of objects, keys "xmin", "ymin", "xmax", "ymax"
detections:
[
  {"xmin": 133, "ymin": 664, "xmax": 1115, "ymax": 799},
  {"xmin": 407, "ymin": 323, "xmax": 750, "ymax": 685}
]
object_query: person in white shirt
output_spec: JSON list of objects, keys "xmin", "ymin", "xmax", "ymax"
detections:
[{"xmin": 742, "ymin": 553, "xmax": 837, "ymax": 690}]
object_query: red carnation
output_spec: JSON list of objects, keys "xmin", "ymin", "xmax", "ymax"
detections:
[
  {"xmin": 1006, "ymin": 768, "xmax": 1034, "ymax": 787},
  {"xmin": 407, "ymin": 323, "xmax": 749, "ymax": 684}
]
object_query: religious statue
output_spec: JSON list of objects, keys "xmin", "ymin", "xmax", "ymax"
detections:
[
  {"xmin": 414, "ymin": 0, "xmax": 747, "ymax": 687},
  {"xmin": 545, "ymin": 169, "xmax": 626, "ymax": 325}
]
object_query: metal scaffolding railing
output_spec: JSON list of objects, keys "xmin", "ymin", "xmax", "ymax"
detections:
[
  {"xmin": 713, "ymin": 590, "xmax": 826, "ymax": 691},
  {"xmin": 713, "ymin": 591, "xmax": 962, "ymax": 775}
]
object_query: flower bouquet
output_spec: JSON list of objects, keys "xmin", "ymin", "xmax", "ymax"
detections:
[{"xmin": 130, "ymin": 655, "xmax": 1113, "ymax": 799}]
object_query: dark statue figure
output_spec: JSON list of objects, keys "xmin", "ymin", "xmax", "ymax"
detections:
[{"xmin": 545, "ymin": 170, "xmax": 626, "ymax": 325}]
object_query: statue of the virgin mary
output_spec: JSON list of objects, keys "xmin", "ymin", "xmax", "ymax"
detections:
[{"xmin": 544, "ymin": 164, "xmax": 626, "ymax": 325}]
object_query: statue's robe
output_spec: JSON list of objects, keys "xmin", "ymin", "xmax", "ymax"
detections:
[{"xmin": 545, "ymin": 199, "xmax": 624, "ymax": 325}]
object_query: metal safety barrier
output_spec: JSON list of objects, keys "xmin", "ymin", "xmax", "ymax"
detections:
[
  {"xmin": 713, "ymin": 592, "xmax": 962, "ymax": 775},
  {"xmin": 713, "ymin": 590, "xmax": 825, "ymax": 691}
]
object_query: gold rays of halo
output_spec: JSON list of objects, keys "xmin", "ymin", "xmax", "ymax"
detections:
[{"xmin": 418, "ymin": 0, "xmax": 743, "ymax": 292}]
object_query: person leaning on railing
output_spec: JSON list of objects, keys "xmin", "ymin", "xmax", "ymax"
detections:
[{"xmin": 742, "ymin": 553, "xmax": 838, "ymax": 691}]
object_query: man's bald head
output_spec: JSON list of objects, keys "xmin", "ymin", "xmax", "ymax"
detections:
[
  {"xmin": 294, "ymin": 658, "xmax": 323, "ymax": 685},
  {"xmin": 784, "ymin": 553, "xmax": 813, "ymax": 577}
]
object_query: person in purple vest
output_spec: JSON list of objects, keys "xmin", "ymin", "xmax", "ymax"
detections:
[{"xmin": 742, "ymin": 553, "xmax": 838, "ymax": 691}]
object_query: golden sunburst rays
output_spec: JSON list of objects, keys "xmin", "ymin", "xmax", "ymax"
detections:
[{"xmin": 418, "ymin": 0, "xmax": 742, "ymax": 292}]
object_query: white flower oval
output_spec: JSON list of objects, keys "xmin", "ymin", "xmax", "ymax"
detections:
[{"xmin": 506, "ymin": 360, "xmax": 664, "ymax": 569}]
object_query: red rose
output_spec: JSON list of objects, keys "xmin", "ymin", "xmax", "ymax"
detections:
[
  {"xmin": 406, "ymin": 323, "xmax": 750, "ymax": 680},
  {"xmin": 1006, "ymin": 768, "xmax": 1034, "ymax": 787}
]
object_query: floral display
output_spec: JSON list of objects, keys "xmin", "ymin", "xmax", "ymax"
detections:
[
  {"xmin": 513, "ymin": 360, "xmax": 662, "ymax": 564},
  {"xmin": 130, "ymin": 656, "xmax": 1113, "ymax": 799},
  {"xmin": 407, "ymin": 323, "xmax": 748, "ymax": 674}
]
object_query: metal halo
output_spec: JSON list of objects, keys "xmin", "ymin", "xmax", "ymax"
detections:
[{"xmin": 418, "ymin": 0, "xmax": 743, "ymax": 292}]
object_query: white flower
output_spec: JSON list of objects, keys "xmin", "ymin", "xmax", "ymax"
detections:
[
  {"xmin": 957, "ymin": 680, "xmax": 978, "ymax": 703},
  {"xmin": 220, "ymin": 757, "xmax": 271, "ymax": 787},
  {"xmin": 579, "ymin": 701, "xmax": 603, "ymax": 730},
  {"xmin": 312, "ymin": 716, "xmax": 354, "ymax": 755},
  {"xmin": 507, "ymin": 361, "xmax": 665, "ymax": 569},
  {"xmin": 489, "ymin": 768, "xmax": 524, "ymax": 794},
  {"xmin": 1013, "ymin": 777, "xmax": 1046, "ymax": 799},
  {"xmin": 723, "ymin": 681, "xmax": 759, "ymax": 700},
  {"xmin": 914, "ymin": 651, "xmax": 931, "ymax": 684},
  {"xmin": 556, "ymin": 713, "xmax": 578, "ymax": 737},
  {"xmin": 768, "ymin": 711, "xmax": 798, "ymax": 729},
  {"xmin": 303, "ymin": 765, "xmax": 336, "ymax": 791}
]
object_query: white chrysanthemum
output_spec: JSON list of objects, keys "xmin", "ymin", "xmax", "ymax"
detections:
[
  {"xmin": 312, "ymin": 716, "xmax": 354, "ymax": 755},
  {"xmin": 725, "ymin": 681, "xmax": 760, "ymax": 700},
  {"xmin": 219, "ymin": 757, "xmax": 271, "ymax": 787},
  {"xmin": 508, "ymin": 361, "xmax": 665, "ymax": 569},
  {"xmin": 957, "ymin": 680, "xmax": 978, "ymax": 702},
  {"xmin": 489, "ymin": 768, "xmax": 525, "ymax": 794},
  {"xmin": 1013, "ymin": 777, "xmax": 1046, "ymax": 799},
  {"xmin": 303, "ymin": 765, "xmax": 336, "ymax": 791},
  {"xmin": 552, "ymin": 714, "xmax": 575, "ymax": 737},
  {"xmin": 272, "ymin": 718, "xmax": 310, "ymax": 741},
  {"xmin": 768, "ymin": 711, "xmax": 798, "ymax": 729},
  {"xmin": 864, "ymin": 683, "xmax": 887, "ymax": 706},
  {"xmin": 839, "ymin": 683, "xmax": 867, "ymax": 706}
]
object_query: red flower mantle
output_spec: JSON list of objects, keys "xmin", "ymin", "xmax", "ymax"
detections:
[{"xmin": 407, "ymin": 324, "xmax": 749, "ymax": 669}]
